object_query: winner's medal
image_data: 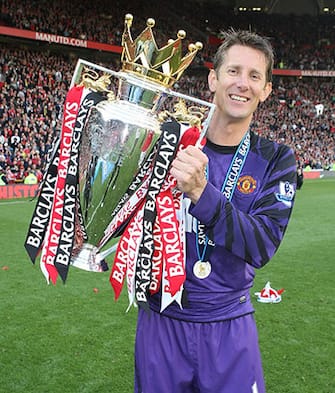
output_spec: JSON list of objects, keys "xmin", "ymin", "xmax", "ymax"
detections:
[{"xmin": 193, "ymin": 260, "xmax": 211, "ymax": 279}]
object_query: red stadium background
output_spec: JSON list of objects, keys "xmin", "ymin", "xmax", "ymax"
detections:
[{"xmin": 0, "ymin": 0, "xmax": 334, "ymax": 198}]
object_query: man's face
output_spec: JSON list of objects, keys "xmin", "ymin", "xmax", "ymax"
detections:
[{"xmin": 208, "ymin": 44, "xmax": 272, "ymax": 123}]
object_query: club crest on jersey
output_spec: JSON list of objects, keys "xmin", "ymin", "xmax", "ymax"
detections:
[
  {"xmin": 275, "ymin": 181, "xmax": 295, "ymax": 207},
  {"xmin": 237, "ymin": 175, "xmax": 257, "ymax": 194}
]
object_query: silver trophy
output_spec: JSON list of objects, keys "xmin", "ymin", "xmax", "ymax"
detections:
[
  {"xmin": 37, "ymin": 15, "xmax": 216, "ymax": 277},
  {"xmin": 69, "ymin": 70, "xmax": 215, "ymax": 272},
  {"xmin": 69, "ymin": 15, "xmax": 217, "ymax": 272}
]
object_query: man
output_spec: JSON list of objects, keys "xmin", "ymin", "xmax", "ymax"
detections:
[
  {"xmin": 135, "ymin": 29, "xmax": 297, "ymax": 393},
  {"xmin": 296, "ymin": 164, "xmax": 304, "ymax": 190}
]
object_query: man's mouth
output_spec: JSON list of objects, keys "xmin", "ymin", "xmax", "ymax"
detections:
[{"xmin": 229, "ymin": 94, "xmax": 249, "ymax": 102}]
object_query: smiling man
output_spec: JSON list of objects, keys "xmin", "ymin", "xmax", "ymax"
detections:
[{"xmin": 135, "ymin": 29, "xmax": 297, "ymax": 393}]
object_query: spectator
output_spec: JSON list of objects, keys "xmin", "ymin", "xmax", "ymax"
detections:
[
  {"xmin": 0, "ymin": 168, "xmax": 8, "ymax": 185},
  {"xmin": 24, "ymin": 169, "xmax": 38, "ymax": 184}
]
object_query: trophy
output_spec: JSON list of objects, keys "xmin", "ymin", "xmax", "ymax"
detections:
[{"xmin": 25, "ymin": 14, "xmax": 215, "ymax": 306}]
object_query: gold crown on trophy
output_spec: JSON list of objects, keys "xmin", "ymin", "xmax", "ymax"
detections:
[{"xmin": 121, "ymin": 14, "xmax": 203, "ymax": 88}]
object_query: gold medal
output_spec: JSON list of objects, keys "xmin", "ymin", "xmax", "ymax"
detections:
[{"xmin": 193, "ymin": 260, "xmax": 211, "ymax": 279}]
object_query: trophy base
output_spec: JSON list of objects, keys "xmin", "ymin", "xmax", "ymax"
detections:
[{"xmin": 71, "ymin": 244, "xmax": 108, "ymax": 272}]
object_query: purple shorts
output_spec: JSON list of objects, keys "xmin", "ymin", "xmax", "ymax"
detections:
[{"xmin": 135, "ymin": 310, "xmax": 265, "ymax": 393}]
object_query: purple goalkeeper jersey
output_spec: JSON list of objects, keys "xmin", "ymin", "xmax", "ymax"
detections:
[{"xmin": 149, "ymin": 131, "xmax": 296, "ymax": 322}]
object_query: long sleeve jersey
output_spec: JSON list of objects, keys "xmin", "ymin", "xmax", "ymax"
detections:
[{"xmin": 150, "ymin": 131, "xmax": 297, "ymax": 322}]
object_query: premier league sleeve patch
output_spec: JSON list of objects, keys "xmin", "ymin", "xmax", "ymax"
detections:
[{"xmin": 275, "ymin": 181, "xmax": 295, "ymax": 207}]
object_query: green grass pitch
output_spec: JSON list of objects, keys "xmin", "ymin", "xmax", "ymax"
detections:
[{"xmin": 0, "ymin": 178, "xmax": 334, "ymax": 393}]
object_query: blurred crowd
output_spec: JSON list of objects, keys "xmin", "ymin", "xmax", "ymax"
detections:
[
  {"xmin": 0, "ymin": 0, "xmax": 334, "ymax": 184},
  {"xmin": 0, "ymin": 48, "xmax": 73, "ymax": 184},
  {"xmin": 1, "ymin": 0, "xmax": 335, "ymax": 69}
]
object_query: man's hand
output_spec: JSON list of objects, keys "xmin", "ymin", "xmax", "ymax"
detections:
[{"xmin": 170, "ymin": 145, "xmax": 208, "ymax": 204}]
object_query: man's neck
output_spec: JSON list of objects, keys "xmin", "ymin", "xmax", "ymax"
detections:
[{"xmin": 207, "ymin": 115, "xmax": 252, "ymax": 146}]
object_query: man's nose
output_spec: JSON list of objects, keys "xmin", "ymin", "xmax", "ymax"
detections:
[{"xmin": 236, "ymin": 73, "xmax": 249, "ymax": 90}]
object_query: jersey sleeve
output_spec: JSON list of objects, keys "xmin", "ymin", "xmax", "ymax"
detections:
[{"xmin": 189, "ymin": 144, "xmax": 297, "ymax": 268}]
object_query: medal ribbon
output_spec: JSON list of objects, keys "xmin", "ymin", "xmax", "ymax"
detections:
[{"xmin": 196, "ymin": 131, "xmax": 251, "ymax": 262}]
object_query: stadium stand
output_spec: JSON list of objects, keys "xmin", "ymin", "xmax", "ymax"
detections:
[{"xmin": 0, "ymin": 0, "xmax": 334, "ymax": 183}]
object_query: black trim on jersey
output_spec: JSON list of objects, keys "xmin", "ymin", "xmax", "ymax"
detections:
[
  {"xmin": 247, "ymin": 215, "xmax": 270, "ymax": 266},
  {"xmin": 252, "ymin": 192, "xmax": 276, "ymax": 209},
  {"xmin": 205, "ymin": 200, "xmax": 222, "ymax": 229},
  {"xmin": 206, "ymin": 132, "xmax": 258, "ymax": 154},
  {"xmin": 206, "ymin": 139, "xmax": 238, "ymax": 154},
  {"xmin": 271, "ymin": 146, "xmax": 296, "ymax": 175},
  {"xmin": 236, "ymin": 212, "xmax": 253, "ymax": 264},
  {"xmin": 224, "ymin": 202, "xmax": 234, "ymax": 249}
]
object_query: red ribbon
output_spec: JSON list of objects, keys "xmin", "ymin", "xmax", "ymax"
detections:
[
  {"xmin": 157, "ymin": 188, "xmax": 185, "ymax": 296},
  {"xmin": 41, "ymin": 85, "xmax": 84, "ymax": 284}
]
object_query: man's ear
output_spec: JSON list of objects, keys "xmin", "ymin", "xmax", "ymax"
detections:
[
  {"xmin": 208, "ymin": 69, "xmax": 217, "ymax": 93},
  {"xmin": 260, "ymin": 82, "xmax": 272, "ymax": 103}
]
